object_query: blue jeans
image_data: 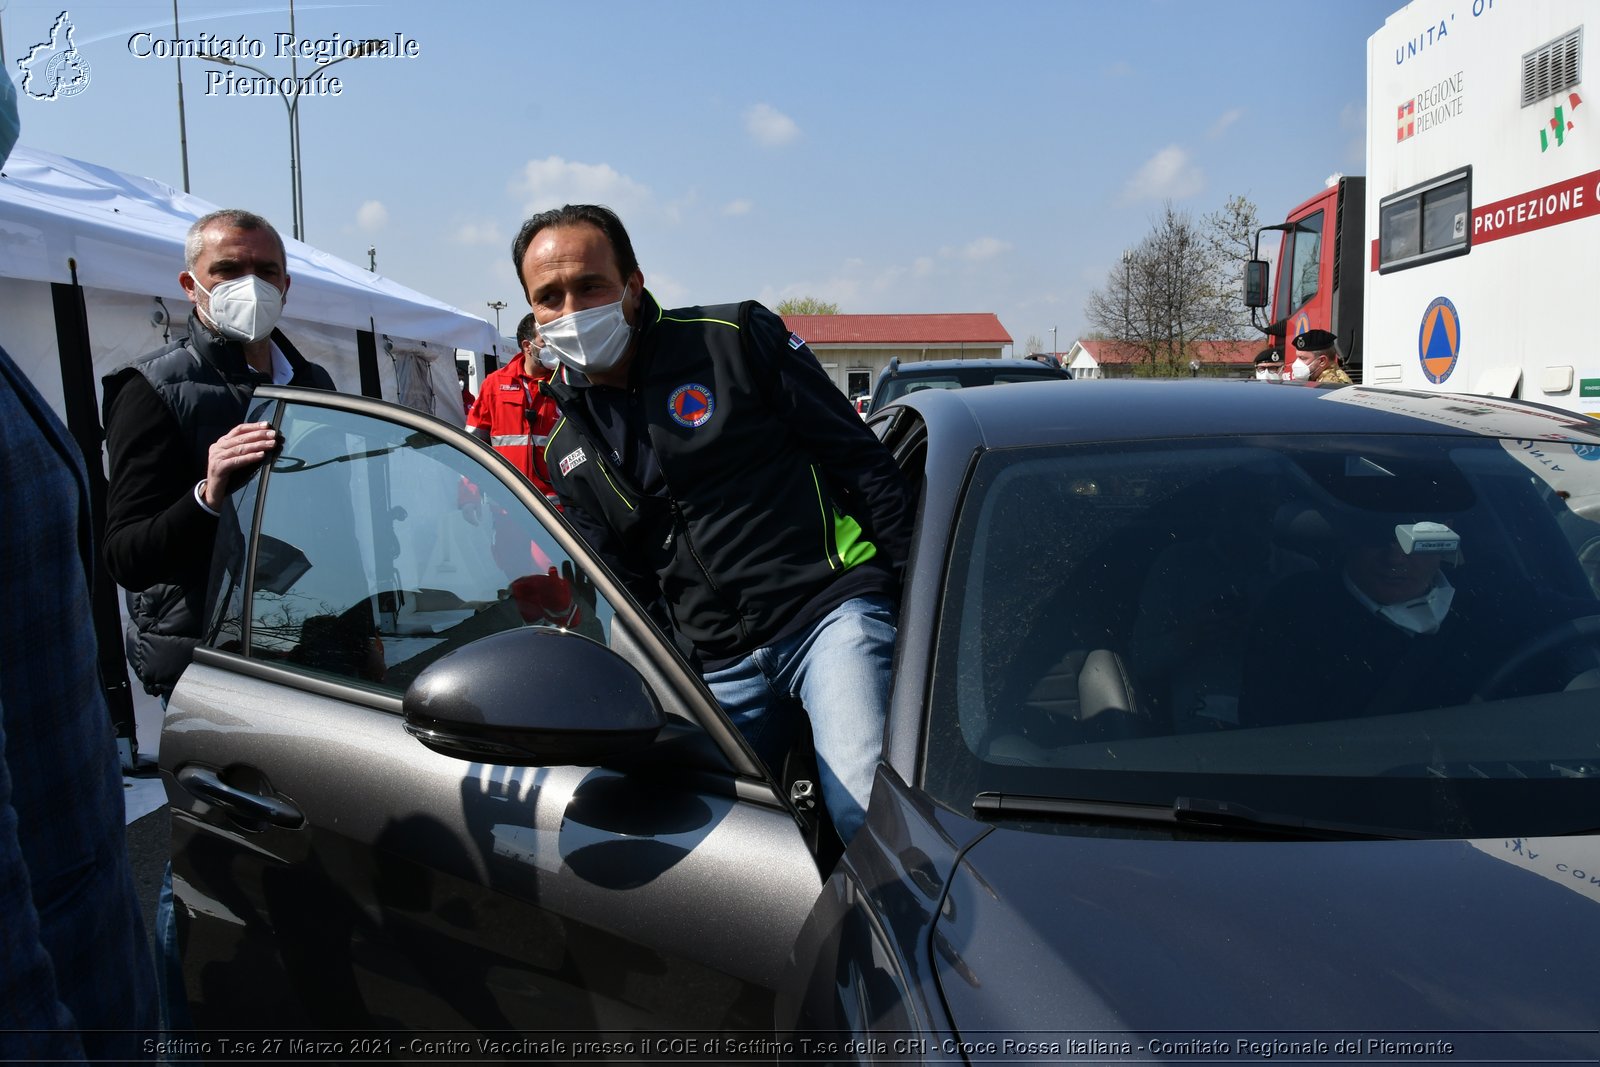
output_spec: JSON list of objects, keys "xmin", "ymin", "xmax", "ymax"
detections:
[{"xmin": 703, "ymin": 595, "xmax": 895, "ymax": 844}]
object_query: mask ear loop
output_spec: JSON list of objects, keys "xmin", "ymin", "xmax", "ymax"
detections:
[{"xmin": 184, "ymin": 272, "xmax": 222, "ymax": 335}]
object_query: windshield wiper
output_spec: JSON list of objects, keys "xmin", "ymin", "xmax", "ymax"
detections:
[{"xmin": 973, "ymin": 792, "xmax": 1423, "ymax": 840}]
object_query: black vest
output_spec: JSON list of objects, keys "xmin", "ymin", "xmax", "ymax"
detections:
[
  {"xmin": 113, "ymin": 317, "xmax": 333, "ymax": 694},
  {"xmin": 545, "ymin": 300, "xmax": 878, "ymax": 660}
]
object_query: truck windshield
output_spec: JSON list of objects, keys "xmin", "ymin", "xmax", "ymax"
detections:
[{"xmin": 1274, "ymin": 210, "xmax": 1325, "ymax": 321}]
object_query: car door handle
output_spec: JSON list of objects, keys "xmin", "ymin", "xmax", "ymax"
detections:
[{"xmin": 177, "ymin": 766, "xmax": 305, "ymax": 829}]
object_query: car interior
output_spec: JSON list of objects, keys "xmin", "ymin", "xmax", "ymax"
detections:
[{"xmin": 940, "ymin": 437, "xmax": 1600, "ymax": 775}]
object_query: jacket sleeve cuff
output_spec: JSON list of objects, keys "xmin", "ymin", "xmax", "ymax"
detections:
[{"xmin": 193, "ymin": 480, "xmax": 220, "ymax": 518}]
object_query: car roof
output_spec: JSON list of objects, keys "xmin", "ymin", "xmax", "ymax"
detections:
[
  {"xmin": 884, "ymin": 357, "xmax": 1061, "ymax": 373},
  {"xmin": 885, "ymin": 379, "xmax": 1600, "ymax": 449}
]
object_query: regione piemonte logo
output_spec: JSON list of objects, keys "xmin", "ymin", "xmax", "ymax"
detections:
[
  {"xmin": 18, "ymin": 11, "xmax": 92, "ymax": 101},
  {"xmin": 1396, "ymin": 99, "xmax": 1416, "ymax": 142}
]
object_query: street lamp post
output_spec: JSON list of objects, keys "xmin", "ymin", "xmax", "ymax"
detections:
[
  {"xmin": 487, "ymin": 300, "xmax": 508, "ymax": 335},
  {"xmin": 198, "ymin": 39, "xmax": 385, "ymax": 241}
]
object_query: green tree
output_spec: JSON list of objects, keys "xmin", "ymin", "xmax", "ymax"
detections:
[{"xmin": 775, "ymin": 296, "xmax": 840, "ymax": 316}]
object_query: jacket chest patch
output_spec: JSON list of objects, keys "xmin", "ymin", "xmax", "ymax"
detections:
[
  {"xmin": 558, "ymin": 447, "xmax": 587, "ymax": 476},
  {"xmin": 668, "ymin": 384, "xmax": 715, "ymax": 428}
]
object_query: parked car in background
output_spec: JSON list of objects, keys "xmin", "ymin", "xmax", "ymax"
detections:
[
  {"xmin": 163, "ymin": 380, "xmax": 1600, "ymax": 1058},
  {"xmin": 867, "ymin": 355, "xmax": 1069, "ymax": 414}
]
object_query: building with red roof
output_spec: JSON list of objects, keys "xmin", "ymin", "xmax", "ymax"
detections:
[
  {"xmin": 1064, "ymin": 338, "xmax": 1266, "ymax": 380},
  {"xmin": 779, "ymin": 313, "xmax": 1013, "ymax": 398}
]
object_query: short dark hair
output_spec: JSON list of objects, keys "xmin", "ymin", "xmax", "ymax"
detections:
[
  {"xmin": 186, "ymin": 208, "xmax": 286, "ymax": 270},
  {"xmin": 515, "ymin": 312, "xmax": 538, "ymax": 346},
  {"xmin": 510, "ymin": 204, "xmax": 639, "ymax": 300}
]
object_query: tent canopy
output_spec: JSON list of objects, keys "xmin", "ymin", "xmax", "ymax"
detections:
[{"xmin": 0, "ymin": 145, "xmax": 498, "ymax": 353}]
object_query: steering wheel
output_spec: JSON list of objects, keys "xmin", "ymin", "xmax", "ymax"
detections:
[{"xmin": 1471, "ymin": 614, "xmax": 1600, "ymax": 701}]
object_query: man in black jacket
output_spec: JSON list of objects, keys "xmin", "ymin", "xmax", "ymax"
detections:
[
  {"xmin": 102, "ymin": 208, "xmax": 334, "ymax": 698},
  {"xmin": 515, "ymin": 204, "xmax": 911, "ymax": 844},
  {"xmin": 101, "ymin": 209, "xmax": 333, "ymax": 1030}
]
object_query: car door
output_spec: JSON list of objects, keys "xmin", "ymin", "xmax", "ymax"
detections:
[{"xmin": 164, "ymin": 386, "xmax": 823, "ymax": 1038}]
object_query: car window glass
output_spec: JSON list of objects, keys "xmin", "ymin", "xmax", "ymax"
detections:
[
  {"xmin": 245, "ymin": 403, "xmax": 615, "ymax": 695},
  {"xmin": 924, "ymin": 435, "xmax": 1600, "ymax": 838},
  {"xmin": 1288, "ymin": 210, "xmax": 1324, "ymax": 310}
]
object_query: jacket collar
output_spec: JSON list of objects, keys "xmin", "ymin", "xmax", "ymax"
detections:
[{"xmin": 186, "ymin": 311, "xmax": 264, "ymax": 383}]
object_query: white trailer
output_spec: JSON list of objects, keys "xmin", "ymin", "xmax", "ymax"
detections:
[{"xmin": 1362, "ymin": 0, "xmax": 1599, "ymax": 416}]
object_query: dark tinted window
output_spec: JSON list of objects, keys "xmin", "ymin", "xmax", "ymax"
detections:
[
  {"xmin": 235, "ymin": 404, "xmax": 613, "ymax": 695},
  {"xmin": 924, "ymin": 432, "xmax": 1600, "ymax": 837},
  {"xmin": 1379, "ymin": 169, "xmax": 1471, "ymax": 272}
]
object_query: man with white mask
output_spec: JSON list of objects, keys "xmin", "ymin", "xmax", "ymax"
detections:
[
  {"xmin": 1239, "ymin": 515, "xmax": 1486, "ymax": 726},
  {"xmin": 516, "ymin": 204, "xmax": 911, "ymax": 846},
  {"xmin": 101, "ymin": 210, "xmax": 334, "ymax": 1031},
  {"xmin": 1289, "ymin": 328, "xmax": 1354, "ymax": 384},
  {"xmin": 102, "ymin": 209, "xmax": 335, "ymax": 700}
]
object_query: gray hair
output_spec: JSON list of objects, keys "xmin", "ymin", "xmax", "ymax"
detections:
[{"xmin": 184, "ymin": 209, "xmax": 286, "ymax": 269}]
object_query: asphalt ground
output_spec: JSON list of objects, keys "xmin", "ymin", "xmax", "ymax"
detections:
[{"xmin": 126, "ymin": 801, "xmax": 170, "ymax": 957}]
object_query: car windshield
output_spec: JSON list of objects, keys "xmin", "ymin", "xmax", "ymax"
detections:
[{"xmin": 925, "ymin": 432, "xmax": 1600, "ymax": 838}]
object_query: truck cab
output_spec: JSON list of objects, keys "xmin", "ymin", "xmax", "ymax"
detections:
[{"xmin": 1245, "ymin": 178, "xmax": 1366, "ymax": 381}]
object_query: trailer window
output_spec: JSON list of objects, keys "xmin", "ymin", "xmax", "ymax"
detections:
[{"xmin": 1379, "ymin": 168, "xmax": 1471, "ymax": 273}]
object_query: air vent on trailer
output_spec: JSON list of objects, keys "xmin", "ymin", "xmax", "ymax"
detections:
[{"xmin": 1521, "ymin": 27, "xmax": 1583, "ymax": 108}]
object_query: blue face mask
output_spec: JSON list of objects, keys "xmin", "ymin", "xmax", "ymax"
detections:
[{"xmin": 0, "ymin": 45, "xmax": 18, "ymax": 167}]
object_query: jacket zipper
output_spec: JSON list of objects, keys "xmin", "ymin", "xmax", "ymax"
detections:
[
  {"xmin": 811, "ymin": 464, "xmax": 840, "ymax": 570},
  {"xmin": 668, "ymin": 497, "xmax": 749, "ymax": 645}
]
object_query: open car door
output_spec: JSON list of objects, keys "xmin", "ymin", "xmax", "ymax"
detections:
[{"xmin": 162, "ymin": 386, "xmax": 823, "ymax": 1037}]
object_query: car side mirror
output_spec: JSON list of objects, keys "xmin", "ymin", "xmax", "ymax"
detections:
[
  {"xmin": 1243, "ymin": 260, "xmax": 1271, "ymax": 309},
  {"xmin": 402, "ymin": 627, "xmax": 664, "ymax": 766}
]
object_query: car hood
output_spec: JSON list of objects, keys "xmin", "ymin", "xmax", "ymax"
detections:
[{"xmin": 933, "ymin": 829, "xmax": 1600, "ymax": 1055}]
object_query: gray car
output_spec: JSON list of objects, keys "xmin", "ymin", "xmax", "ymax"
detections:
[{"xmin": 165, "ymin": 380, "xmax": 1600, "ymax": 1058}]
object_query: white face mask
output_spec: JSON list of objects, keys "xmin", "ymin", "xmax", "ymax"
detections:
[
  {"xmin": 535, "ymin": 341, "xmax": 559, "ymax": 371},
  {"xmin": 1255, "ymin": 368, "xmax": 1280, "ymax": 382},
  {"xmin": 539, "ymin": 284, "xmax": 634, "ymax": 376},
  {"xmin": 1375, "ymin": 577, "xmax": 1455, "ymax": 635},
  {"xmin": 1289, "ymin": 358, "xmax": 1314, "ymax": 382},
  {"xmin": 190, "ymin": 273, "xmax": 284, "ymax": 343}
]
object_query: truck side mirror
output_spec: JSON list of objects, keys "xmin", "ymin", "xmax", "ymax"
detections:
[{"xmin": 1242, "ymin": 260, "xmax": 1271, "ymax": 309}]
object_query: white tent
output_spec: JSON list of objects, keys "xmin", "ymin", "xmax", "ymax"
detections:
[
  {"xmin": 0, "ymin": 145, "xmax": 509, "ymax": 767},
  {"xmin": 0, "ymin": 144, "xmax": 500, "ymax": 426}
]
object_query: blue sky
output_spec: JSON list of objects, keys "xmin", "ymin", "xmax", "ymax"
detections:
[{"xmin": 4, "ymin": 0, "xmax": 1394, "ymax": 350}]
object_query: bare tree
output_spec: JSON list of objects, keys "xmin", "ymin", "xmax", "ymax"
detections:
[
  {"xmin": 1085, "ymin": 196, "xmax": 1259, "ymax": 375},
  {"xmin": 1022, "ymin": 333, "xmax": 1046, "ymax": 355},
  {"xmin": 1201, "ymin": 194, "xmax": 1262, "ymax": 339}
]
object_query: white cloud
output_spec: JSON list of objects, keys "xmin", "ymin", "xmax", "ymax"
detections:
[
  {"xmin": 744, "ymin": 103, "xmax": 801, "ymax": 147},
  {"xmin": 722, "ymin": 199, "xmax": 753, "ymax": 216},
  {"xmin": 959, "ymin": 236, "xmax": 1011, "ymax": 262},
  {"xmin": 512, "ymin": 156, "xmax": 653, "ymax": 216},
  {"xmin": 1121, "ymin": 145, "xmax": 1205, "ymax": 203},
  {"xmin": 355, "ymin": 200, "xmax": 388, "ymax": 232},
  {"xmin": 1207, "ymin": 108, "xmax": 1243, "ymax": 139},
  {"xmin": 912, "ymin": 256, "xmax": 936, "ymax": 278},
  {"xmin": 645, "ymin": 270, "xmax": 691, "ymax": 309},
  {"xmin": 453, "ymin": 222, "xmax": 503, "ymax": 246}
]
